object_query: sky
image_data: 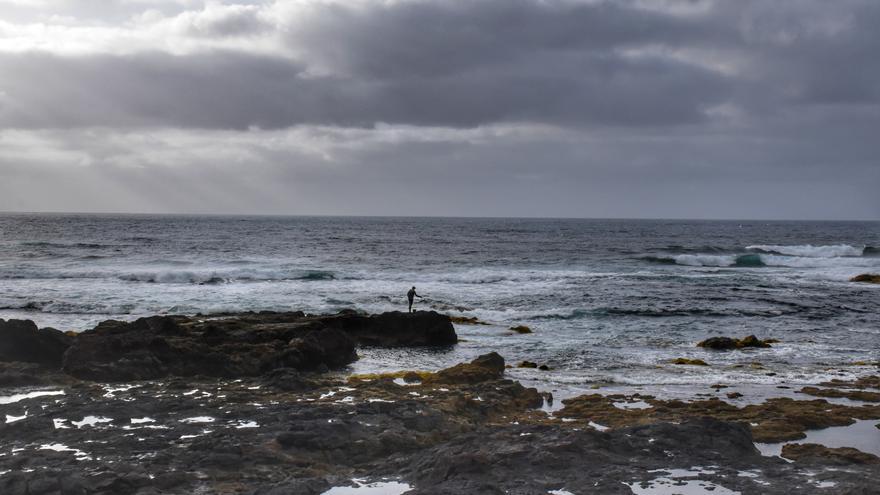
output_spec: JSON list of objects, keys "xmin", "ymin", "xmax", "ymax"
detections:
[{"xmin": 0, "ymin": 0, "xmax": 877, "ymax": 220}]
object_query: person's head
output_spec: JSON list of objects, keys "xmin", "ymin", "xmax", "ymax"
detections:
[{"xmin": 411, "ymin": 286, "xmax": 416, "ymax": 290}]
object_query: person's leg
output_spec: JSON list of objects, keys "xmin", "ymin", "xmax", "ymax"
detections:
[{"xmin": 408, "ymin": 299, "xmax": 413, "ymax": 312}]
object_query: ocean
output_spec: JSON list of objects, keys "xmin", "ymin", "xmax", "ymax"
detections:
[{"xmin": 1, "ymin": 214, "xmax": 878, "ymax": 395}]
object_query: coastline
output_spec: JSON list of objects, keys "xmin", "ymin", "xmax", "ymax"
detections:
[{"xmin": 2, "ymin": 311, "xmax": 879, "ymax": 494}]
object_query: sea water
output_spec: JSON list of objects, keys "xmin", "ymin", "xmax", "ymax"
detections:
[{"xmin": 0, "ymin": 214, "xmax": 877, "ymax": 390}]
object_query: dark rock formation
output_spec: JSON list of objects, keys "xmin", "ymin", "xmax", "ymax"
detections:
[
  {"xmin": 55, "ymin": 310, "xmax": 456, "ymax": 382},
  {"xmin": 326, "ymin": 310, "xmax": 457, "ymax": 347},
  {"xmin": 698, "ymin": 334, "xmax": 772, "ymax": 350},
  {"xmin": 851, "ymin": 273, "xmax": 880, "ymax": 283},
  {"xmin": 62, "ymin": 315, "xmax": 356, "ymax": 381},
  {"xmin": 0, "ymin": 319, "xmax": 72, "ymax": 367},
  {"xmin": 509, "ymin": 325, "xmax": 532, "ymax": 334},
  {"xmin": 2, "ymin": 355, "xmax": 880, "ymax": 494}
]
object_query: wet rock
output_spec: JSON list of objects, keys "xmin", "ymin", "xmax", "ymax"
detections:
[
  {"xmin": 799, "ymin": 386, "xmax": 880, "ymax": 402},
  {"xmin": 558, "ymin": 393, "xmax": 880, "ymax": 443},
  {"xmin": 781, "ymin": 443, "xmax": 880, "ymax": 465},
  {"xmin": 509, "ymin": 325, "xmax": 532, "ymax": 334},
  {"xmin": 449, "ymin": 316, "xmax": 489, "ymax": 325},
  {"xmin": 428, "ymin": 353, "xmax": 505, "ymax": 384},
  {"xmin": 727, "ymin": 392, "xmax": 744, "ymax": 399},
  {"xmin": 342, "ymin": 311, "xmax": 457, "ymax": 347},
  {"xmin": 850, "ymin": 273, "xmax": 880, "ymax": 283},
  {"xmin": 671, "ymin": 358, "xmax": 708, "ymax": 366},
  {"xmin": 538, "ymin": 365, "xmax": 550, "ymax": 371},
  {"xmin": 62, "ymin": 315, "xmax": 357, "ymax": 381},
  {"xmin": 0, "ymin": 319, "xmax": 72, "ymax": 367},
  {"xmin": 697, "ymin": 335, "xmax": 772, "ymax": 350},
  {"xmin": 517, "ymin": 361, "xmax": 538, "ymax": 368}
]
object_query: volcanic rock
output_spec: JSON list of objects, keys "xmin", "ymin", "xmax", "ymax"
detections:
[
  {"xmin": 0, "ymin": 319, "xmax": 72, "ymax": 367},
  {"xmin": 698, "ymin": 335, "xmax": 772, "ymax": 350}
]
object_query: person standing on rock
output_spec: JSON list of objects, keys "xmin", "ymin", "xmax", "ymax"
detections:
[{"xmin": 407, "ymin": 286, "xmax": 422, "ymax": 313}]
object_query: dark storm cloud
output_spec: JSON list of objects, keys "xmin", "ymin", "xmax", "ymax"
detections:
[
  {"xmin": 0, "ymin": 49, "xmax": 730, "ymax": 129},
  {"xmin": 2, "ymin": 0, "xmax": 879, "ymax": 130},
  {"xmin": 287, "ymin": 0, "xmax": 729, "ymax": 78}
]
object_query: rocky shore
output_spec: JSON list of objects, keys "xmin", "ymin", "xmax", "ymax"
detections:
[{"xmin": 2, "ymin": 313, "xmax": 879, "ymax": 494}]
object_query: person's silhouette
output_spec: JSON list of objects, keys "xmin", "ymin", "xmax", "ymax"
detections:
[{"xmin": 407, "ymin": 286, "xmax": 422, "ymax": 313}]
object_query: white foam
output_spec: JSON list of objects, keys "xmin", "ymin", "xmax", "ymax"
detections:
[
  {"xmin": 180, "ymin": 416, "xmax": 215, "ymax": 424},
  {"xmin": 626, "ymin": 477, "xmax": 740, "ymax": 495},
  {"xmin": 589, "ymin": 421, "xmax": 610, "ymax": 432},
  {"xmin": 613, "ymin": 400, "xmax": 652, "ymax": 410},
  {"xmin": 321, "ymin": 479, "xmax": 412, "ymax": 495},
  {"xmin": 72, "ymin": 416, "xmax": 113, "ymax": 428},
  {"xmin": 672, "ymin": 255, "xmax": 738, "ymax": 267},
  {"xmin": 5, "ymin": 413, "xmax": 27, "ymax": 423},
  {"xmin": 39, "ymin": 443, "xmax": 92, "ymax": 460},
  {"xmin": 0, "ymin": 390, "xmax": 65, "ymax": 405}
]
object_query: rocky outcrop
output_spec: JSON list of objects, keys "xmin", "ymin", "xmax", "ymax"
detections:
[
  {"xmin": 332, "ymin": 311, "xmax": 457, "ymax": 347},
  {"xmin": 426, "ymin": 352, "xmax": 505, "ymax": 384},
  {"xmin": 851, "ymin": 273, "xmax": 880, "ymax": 283},
  {"xmin": 0, "ymin": 310, "xmax": 458, "ymax": 383},
  {"xmin": 698, "ymin": 334, "xmax": 772, "ymax": 350},
  {"xmin": 62, "ymin": 315, "xmax": 357, "ymax": 381},
  {"xmin": 0, "ymin": 319, "xmax": 72, "ymax": 367}
]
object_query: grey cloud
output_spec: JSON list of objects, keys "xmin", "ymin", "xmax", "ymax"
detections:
[
  {"xmin": 288, "ymin": 0, "xmax": 729, "ymax": 78},
  {"xmin": 0, "ymin": 0, "xmax": 877, "ymax": 131},
  {"xmin": 0, "ymin": 49, "xmax": 729, "ymax": 129}
]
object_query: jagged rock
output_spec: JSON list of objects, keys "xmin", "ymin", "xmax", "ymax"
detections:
[
  {"xmin": 58, "ymin": 310, "xmax": 457, "ymax": 382},
  {"xmin": 0, "ymin": 319, "xmax": 72, "ymax": 367},
  {"xmin": 851, "ymin": 273, "xmax": 880, "ymax": 283},
  {"xmin": 62, "ymin": 315, "xmax": 357, "ymax": 381},
  {"xmin": 698, "ymin": 335, "xmax": 772, "ymax": 350}
]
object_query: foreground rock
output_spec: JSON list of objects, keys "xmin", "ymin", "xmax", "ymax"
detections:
[
  {"xmin": 698, "ymin": 334, "xmax": 774, "ymax": 350},
  {"xmin": 3, "ymin": 355, "xmax": 878, "ymax": 494}
]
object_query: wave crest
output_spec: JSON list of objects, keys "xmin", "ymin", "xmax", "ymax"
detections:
[{"xmin": 746, "ymin": 244, "xmax": 865, "ymax": 258}]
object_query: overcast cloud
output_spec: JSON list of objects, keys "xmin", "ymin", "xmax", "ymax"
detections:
[{"xmin": 0, "ymin": 0, "xmax": 877, "ymax": 219}]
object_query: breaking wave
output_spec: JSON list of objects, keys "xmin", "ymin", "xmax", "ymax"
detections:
[
  {"xmin": 746, "ymin": 244, "xmax": 867, "ymax": 258},
  {"xmin": 0, "ymin": 268, "xmax": 343, "ymax": 284},
  {"xmin": 642, "ymin": 254, "xmax": 765, "ymax": 267}
]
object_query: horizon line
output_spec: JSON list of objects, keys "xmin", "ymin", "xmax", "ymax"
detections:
[{"xmin": 0, "ymin": 210, "xmax": 877, "ymax": 223}]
